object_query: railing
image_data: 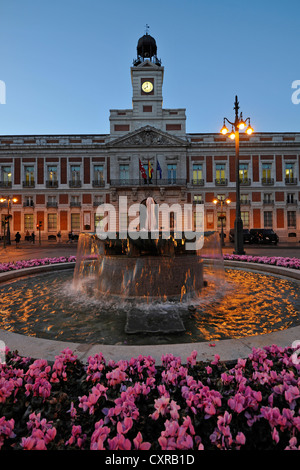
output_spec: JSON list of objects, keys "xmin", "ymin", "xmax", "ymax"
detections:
[
  {"xmin": 47, "ymin": 201, "xmax": 58, "ymax": 208},
  {"xmin": 241, "ymin": 200, "xmax": 251, "ymax": 205},
  {"xmin": 191, "ymin": 179, "xmax": 204, "ymax": 186},
  {"xmin": 92, "ymin": 180, "xmax": 105, "ymax": 187},
  {"xmin": 46, "ymin": 180, "xmax": 59, "ymax": 188},
  {"xmin": 215, "ymin": 178, "xmax": 228, "ymax": 186},
  {"xmin": 23, "ymin": 180, "xmax": 35, "ymax": 188},
  {"xmin": 93, "ymin": 201, "xmax": 104, "ymax": 207},
  {"xmin": 285, "ymin": 177, "xmax": 297, "ymax": 185},
  {"xmin": 193, "ymin": 200, "xmax": 204, "ymax": 204},
  {"xmin": 263, "ymin": 199, "xmax": 274, "ymax": 204},
  {"xmin": 0, "ymin": 181, "xmax": 12, "ymax": 188},
  {"xmin": 239, "ymin": 178, "xmax": 251, "ymax": 186},
  {"xmin": 23, "ymin": 202, "xmax": 34, "ymax": 208},
  {"xmin": 110, "ymin": 178, "xmax": 187, "ymax": 187},
  {"xmin": 69, "ymin": 180, "xmax": 82, "ymax": 188},
  {"xmin": 70, "ymin": 201, "xmax": 81, "ymax": 207},
  {"xmin": 261, "ymin": 178, "xmax": 274, "ymax": 185}
]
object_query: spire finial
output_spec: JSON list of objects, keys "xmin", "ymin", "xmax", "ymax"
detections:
[{"xmin": 145, "ymin": 24, "xmax": 149, "ymax": 35}]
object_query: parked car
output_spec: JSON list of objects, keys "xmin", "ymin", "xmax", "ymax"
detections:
[
  {"xmin": 249, "ymin": 229, "xmax": 279, "ymax": 245},
  {"xmin": 229, "ymin": 228, "xmax": 253, "ymax": 243}
]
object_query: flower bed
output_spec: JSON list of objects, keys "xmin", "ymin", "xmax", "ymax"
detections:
[
  {"xmin": 223, "ymin": 254, "xmax": 300, "ymax": 270},
  {"xmin": 1, "ymin": 345, "xmax": 300, "ymax": 450},
  {"xmin": 0, "ymin": 256, "xmax": 76, "ymax": 273}
]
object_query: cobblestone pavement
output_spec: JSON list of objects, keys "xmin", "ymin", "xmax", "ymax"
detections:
[{"xmin": 0, "ymin": 239, "xmax": 300, "ymax": 263}]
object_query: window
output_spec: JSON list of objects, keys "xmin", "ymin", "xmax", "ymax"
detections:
[
  {"xmin": 262, "ymin": 163, "xmax": 272, "ymax": 183},
  {"xmin": 287, "ymin": 193, "xmax": 296, "ymax": 204},
  {"xmin": 241, "ymin": 194, "xmax": 249, "ymax": 204},
  {"xmin": 239, "ymin": 163, "xmax": 249, "ymax": 182},
  {"xmin": 48, "ymin": 214, "xmax": 57, "ymax": 232},
  {"xmin": 193, "ymin": 195, "xmax": 203, "ymax": 204},
  {"xmin": 217, "ymin": 212, "xmax": 226, "ymax": 228},
  {"xmin": 71, "ymin": 213, "xmax": 80, "ymax": 231},
  {"xmin": 215, "ymin": 164, "xmax": 226, "ymax": 184},
  {"xmin": 93, "ymin": 165, "xmax": 104, "ymax": 186},
  {"xmin": 94, "ymin": 195, "xmax": 104, "ymax": 206},
  {"xmin": 285, "ymin": 163, "xmax": 295, "ymax": 182},
  {"xmin": 119, "ymin": 164, "xmax": 129, "ymax": 183},
  {"xmin": 263, "ymin": 193, "xmax": 273, "ymax": 203},
  {"xmin": 71, "ymin": 195, "xmax": 81, "ymax": 207},
  {"xmin": 192, "ymin": 164, "xmax": 203, "ymax": 184},
  {"xmin": 24, "ymin": 214, "xmax": 33, "ymax": 230},
  {"xmin": 167, "ymin": 164, "xmax": 177, "ymax": 184},
  {"xmin": 24, "ymin": 166, "xmax": 35, "ymax": 186},
  {"xmin": 24, "ymin": 196, "xmax": 34, "ymax": 207},
  {"xmin": 47, "ymin": 196, "xmax": 57, "ymax": 207},
  {"xmin": 287, "ymin": 211, "xmax": 296, "ymax": 228},
  {"xmin": 70, "ymin": 165, "xmax": 81, "ymax": 186},
  {"xmin": 1, "ymin": 166, "xmax": 12, "ymax": 186},
  {"xmin": 47, "ymin": 165, "xmax": 58, "ymax": 187},
  {"xmin": 241, "ymin": 211, "xmax": 250, "ymax": 227},
  {"xmin": 95, "ymin": 214, "xmax": 104, "ymax": 231},
  {"xmin": 264, "ymin": 211, "xmax": 273, "ymax": 227}
]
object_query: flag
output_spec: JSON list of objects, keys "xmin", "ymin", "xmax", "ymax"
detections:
[
  {"xmin": 148, "ymin": 160, "xmax": 153, "ymax": 179},
  {"xmin": 139, "ymin": 159, "xmax": 147, "ymax": 180},
  {"xmin": 156, "ymin": 159, "xmax": 162, "ymax": 179}
]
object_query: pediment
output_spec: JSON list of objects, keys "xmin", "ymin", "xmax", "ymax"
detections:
[
  {"xmin": 107, "ymin": 126, "xmax": 188, "ymax": 148},
  {"xmin": 133, "ymin": 61, "xmax": 162, "ymax": 71}
]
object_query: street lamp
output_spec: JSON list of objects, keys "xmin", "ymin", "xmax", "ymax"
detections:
[
  {"xmin": 220, "ymin": 95, "xmax": 254, "ymax": 255},
  {"xmin": 0, "ymin": 196, "xmax": 18, "ymax": 246},
  {"xmin": 213, "ymin": 197, "xmax": 231, "ymax": 247}
]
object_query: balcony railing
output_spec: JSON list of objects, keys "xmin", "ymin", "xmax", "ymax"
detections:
[
  {"xmin": 47, "ymin": 201, "xmax": 58, "ymax": 208},
  {"xmin": 93, "ymin": 201, "xmax": 104, "ymax": 207},
  {"xmin": 261, "ymin": 178, "xmax": 274, "ymax": 185},
  {"xmin": 263, "ymin": 199, "xmax": 274, "ymax": 204},
  {"xmin": 70, "ymin": 201, "xmax": 81, "ymax": 207},
  {"xmin": 191, "ymin": 179, "xmax": 204, "ymax": 186},
  {"xmin": 0, "ymin": 181, "xmax": 12, "ymax": 188},
  {"xmin": 110, "ymin": 178, "xmax": 187, "ymax": 187},
  {"xmin": 69, "ymin": 180, "xmax": 82, "ymax": 188},
  {"xmin": 92, "ymin": 180, "xmax": 105, "ymax": 187},
  {"xmin": 241, "ymin": 200, "xmax": 251, "ymax": 205},
  {"xmin": 193, "ymin": 200, "xmax": 204, "ymax": 204},
  {"xmin": 23, "ymin": 180, "xmax": 35, "ymax": 188},
  {"xmin": 46, "ymin": 180, "xmax": 59, "ymax": 188},
  {"xmin": 239, "ymin": 178, "xmax": 251, "ymax": 186},
  {"xmin": 23, "ymin": 202, "xmax": 34, "ymax": 208},
  {"xmin": 287, "ymin": 200, "xmax": 298, "ymax": 205},
  {"xmin": 215, "ymin": 178, "xmax": 228, "ymax": 186},
  {"xmin": 285, "ymin": 177, "xmax": 297, "ymax": 185}
]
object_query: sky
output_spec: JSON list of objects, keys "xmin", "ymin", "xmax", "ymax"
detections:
[{"xmin": 0, "ymin": 0, "xmax": 299, "ymax": 136}]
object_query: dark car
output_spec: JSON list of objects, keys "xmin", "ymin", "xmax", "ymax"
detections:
[
  {"xmin": 229, "ymin": 228, "xmax": 253, "ymax": 243},
  {"xmin": 249, "ymin": 229, "xmax": 279, "ymax": 245}
]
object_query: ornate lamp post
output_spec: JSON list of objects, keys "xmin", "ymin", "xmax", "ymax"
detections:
[
  {"xmin": 220, "ymin": 96, "xmax": 254, "ymax": 255},
  {"xmin": 0, "ymin": 196, "xmax": 18, "ymax": 246},
  {"xmin": 213, "ymin": 197, "xmax": 231, "ymax": 247}
]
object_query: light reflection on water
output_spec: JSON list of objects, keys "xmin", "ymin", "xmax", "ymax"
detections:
[{"xmin": 0, "ymin": 268, "xmax": 299, "ymax": 345}]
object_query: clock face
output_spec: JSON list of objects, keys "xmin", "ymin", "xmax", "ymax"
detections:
[{"xmin": 142, "ymin": 81, "xmax": 154, "ymax": 93}]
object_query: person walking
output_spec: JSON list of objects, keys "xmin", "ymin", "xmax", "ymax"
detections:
[
  {"xmin": 15, "ymin": 231, "xmax": 21, "ymax": 248},
  {"xmin": 57, "ymin": 230, "xmax": 62, "ymax": 243},
  {"xmin": 31, "ymin": 231, "xmax": 35, "ymax": 244}
]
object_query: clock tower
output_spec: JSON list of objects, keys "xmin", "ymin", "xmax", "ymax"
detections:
[{"xmin": 109, "ymin": 31, "xmax": 186, "ymax": 136}]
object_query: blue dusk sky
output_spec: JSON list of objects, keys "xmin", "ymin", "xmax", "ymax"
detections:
[{"xmin": 0, "ymin": 0, "xmax": 299, "ymax": 136}]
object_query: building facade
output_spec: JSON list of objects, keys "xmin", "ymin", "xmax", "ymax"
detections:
[{"xmin": 0, "ymin": 33, "xmax": 300, "ymax": 242}]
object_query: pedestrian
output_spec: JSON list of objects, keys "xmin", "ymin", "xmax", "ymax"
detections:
[
  {"xmin": 31, "ymin": 231, "xmax": 35, "ymax": 244},
  {"xmin": 25, "ymin": 230, "xmax": 30, "ymax": 242},
  {"xmin": 15, "ymin": 231, "xmax": 21, "ymax": 248},
  {"xmin": 57, "ymin": 230, "xmax": 61, "ymax": 243}
]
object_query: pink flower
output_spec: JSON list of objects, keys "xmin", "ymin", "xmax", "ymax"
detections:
[
  {"xmin": 133, "ymin": 432, "xmax": 151, "ymax": 450},
  {"xmin": 117, "ymin": 417, "xmax": 133, "ymax": 434}
]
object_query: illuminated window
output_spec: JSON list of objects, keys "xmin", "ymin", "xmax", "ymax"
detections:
[
  {"xmin": 24, "ymin": 214, "xmax": 33, "ymax": 230},
  {"xmin": 48, "ymin": 213, "xmax": 57, "ymax": 232}
]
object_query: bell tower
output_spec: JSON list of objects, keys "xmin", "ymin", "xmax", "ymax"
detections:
[{"xmin": 131, "ymin": 31, "xmax": 164, "ymax": 129}]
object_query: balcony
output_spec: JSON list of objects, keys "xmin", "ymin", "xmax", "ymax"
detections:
[
  {"xmin": 23, "ymin": 180, "xmax": 35, "ymax": 188},
  {"xmin": 23, "ymin": 202, "xmax": 34, "ymax": 208},
  {"xmin": 47, "ymin": 201, "xmax": 58, "ymax": 208},
  {"xmin": 215, "ymin": 178, "xmax": 228, "ymax": 186},
  {"xmin": 69, "ymin": 180, "xmax": 82, "ymax": 188},
  {"xmin": 285, "ymin": 177, "xmax": 297, "ymax": 185},
  {"xmin": 241, "ymin": 199, "xmax": 251, "ymax": 205},
  {"xmin": 0, "ymin": 181, "xmax": 12, "ymax": 188},
  {"xmin": 70, "ymin": 201, "xmax": 81, "ymax": 207},
  {"xmin": 46, "ymin": 180, "xmax": 59, "ymax": 188},
  {"xmin": 239, "ymin": 178, "xmax": 251, "ymax": 186},
  {"xmin": 287, "ymin": 199, "xmax": 298, "ymax": 205},
  {"xmin": 193, "ymin": 200, "xmax": 204, "ymax": 204},
  {"xmin": 261, "ymin": 178, "xmax": 274, "ymax": 185},
  {"xmin": 110, "ymin": 178, "xmax": 187, "ymax": 187},
  {"xmin": 191, "ymin": 179, "xmax": 204, "ymax": 186},
  {"xmin": 92, "ymin": 180, "xmax": 105, "ymax": 188},
  {"xmin": 93, "ymin": 201, "xmax": 104, "ymax": 207},
  {"xmin": 263, "ymin": 199, "xmax": 274, "ymax": 204}
]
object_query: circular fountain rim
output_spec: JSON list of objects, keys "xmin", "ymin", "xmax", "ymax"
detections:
[{"xmin": 0, "ymin": 260, "xmax": 299, "ymax": 365}]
